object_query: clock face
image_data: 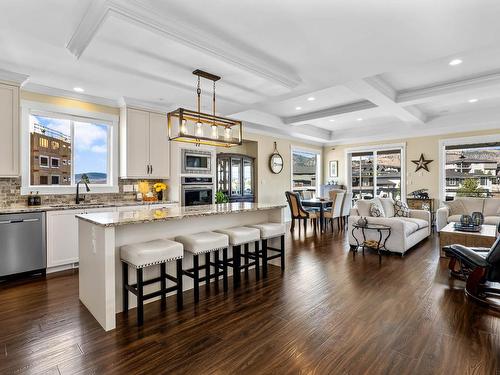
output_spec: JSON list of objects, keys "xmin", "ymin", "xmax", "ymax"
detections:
[{"xmin": 270, "ymin": 153, "xmax": 283, "ymax": 174}]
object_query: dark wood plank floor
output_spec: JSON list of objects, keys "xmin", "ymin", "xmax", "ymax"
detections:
[{"xmin": 1, "ymin": 227, "xmax": 500, "ymax": 375}]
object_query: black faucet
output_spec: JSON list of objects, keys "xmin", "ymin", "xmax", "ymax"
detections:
[{"xmin": 76, "ymin": 174, "xmax": 91, "ymax": 204}]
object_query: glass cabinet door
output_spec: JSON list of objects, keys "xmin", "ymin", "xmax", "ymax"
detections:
[
  {"xmin": 231, "ymin": 158, "xmax": 241, "ymax": 196},
  {"xmin": 243, "ymin": 158, "xmax": 253, "ymax": 196},
  {"xmin": 217, "ymin": 158, "xmax": 229, "ymax": 193}
]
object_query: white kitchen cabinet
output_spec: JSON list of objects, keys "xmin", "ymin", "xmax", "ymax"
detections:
[
  {"xmin": 46, "ymin": 207, "xmax": 114, "ymax": 268},
  {"xmin": 120, "ymin": 107, "xmax": 170, "ymax": 179},
  {"xmin": 0, "ymin": 83, "xmax": 19, "ymax": 176}
]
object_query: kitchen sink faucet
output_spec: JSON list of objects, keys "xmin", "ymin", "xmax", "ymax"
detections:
[{"xmin": 76, "ymin": 174, "xmax": 91, "ymax": 204}]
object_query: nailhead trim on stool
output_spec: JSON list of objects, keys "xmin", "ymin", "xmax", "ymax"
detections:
[
  {"xmin": 121, "ymin": 239, "xmax": 184, "ymax": 326},
  {"xmin": 175, "ymin": 232, "xmax": 229, "ymax": 302}
]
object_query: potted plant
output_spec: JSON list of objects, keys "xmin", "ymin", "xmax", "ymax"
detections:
[{"xmin": 215, "ymin": 190, "xmax": 229, "ymax": 204}]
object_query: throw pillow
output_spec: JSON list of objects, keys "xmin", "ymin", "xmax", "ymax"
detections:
[
  {"xmin": 444, "ymin": 199, "xmax": 466, "ymax": 216},
  {"xmin": 356, "ymin": 199, "xmax": 373, "ymax": 217},
  {"xmin": 370, "ymin": 202, "xmax": 383, "ymax": 217},
  {"xmin": 379, "ymin": 197, "xmax": 395, "ymax": 217},
  {"xmin": 394, "ymin": 200, "xmax": 410, "ymax": 217}
]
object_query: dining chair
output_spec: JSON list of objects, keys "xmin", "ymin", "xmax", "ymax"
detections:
[
  {"xmin": 340, "ymin": 191, "xmax": 353, "ymax": 230},
  {"xmin": 285, "ymin": 191, "xmax": 318, "ymax": 232},
  {"xmin": 324, "ymin": 190, "xmax": 345, "ymax": 232}
]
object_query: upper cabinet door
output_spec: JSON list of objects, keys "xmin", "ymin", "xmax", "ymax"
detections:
[
  {"xmin": 125, "ymin": 108, "xmax": 150, "ymax": 178},
  {"xmin": 0, "ymin": 83, "xmax": 19, "ymax": 176},
  {"xmin": 148, "ymin": 112, "xmax": 170, "ymax": 178}
]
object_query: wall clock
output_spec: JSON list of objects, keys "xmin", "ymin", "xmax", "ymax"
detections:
[{"xmin": 269, "ymin": 142, "xmax": 284, "ymax": 174}]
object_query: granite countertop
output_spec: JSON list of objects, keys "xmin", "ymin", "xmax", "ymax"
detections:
[
  {"xmin": 0, "ymin": 201, "xmax": 179, "ymax": 214},
  {"xmin": 76, "ymin": 202, "xmax": 287, "ymax": 227}
]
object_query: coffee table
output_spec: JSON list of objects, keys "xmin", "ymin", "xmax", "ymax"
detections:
[{"xmin": 439, "ymin": 223, "xmax": 497, "ymax": 257}]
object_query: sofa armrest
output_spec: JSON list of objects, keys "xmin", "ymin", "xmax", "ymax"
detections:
[
  {"xmin": 436, "ymin": 206, "xmax": 450, "ymax": 232},
  {"xmin": 409, "ymin": 209, "xmax": 430, "ymax": 223}
]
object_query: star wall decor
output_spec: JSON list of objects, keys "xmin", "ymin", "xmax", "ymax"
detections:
[{"xmin": 412, "ymin": 153, "xmax": 433, "ymax": 172}]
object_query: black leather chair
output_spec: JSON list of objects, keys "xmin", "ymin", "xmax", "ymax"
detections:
[{"xmin": 445, "ymin": 235, "xmax": 500, "ymax": 310}]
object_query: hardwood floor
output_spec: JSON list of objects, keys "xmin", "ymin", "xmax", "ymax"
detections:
[{"xmin": 1, "ymin": 227, "xmax": 500, "ymax": 374}]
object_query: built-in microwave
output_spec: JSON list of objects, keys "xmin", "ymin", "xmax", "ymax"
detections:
[{"xmin": 181, "ymin": 149, "xmax": 212, "ymax": 174}]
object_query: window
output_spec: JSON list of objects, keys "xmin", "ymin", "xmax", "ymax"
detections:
[
  {"xmin": 21, "ymin": 101, "xmax": 118, "ymax": 195},
  {"xmin": 39, "ymin": 155, "xmax": 49, "ymax": 168},
  {"xmin": 347, "ymin": 144, "xmax": 405, "ymax": 202},
  {"xmin": 51, "ymin": 157, "xmax": 60, "ymax": 168},
  {"xmin": 39, "ymin": 137, "xmax": 48, "ymax": 148},
  {"xmin": 442, "ymin": 139, "xmax": 500, "ymax": 201},
  {"xmin": 292, "ymin": 148, "xmax": 321, "ymax": 197}
]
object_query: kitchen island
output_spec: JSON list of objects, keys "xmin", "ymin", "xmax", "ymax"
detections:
[{"xmin": 76, "ymin": 202, "xmax": 285, "ymax": 331}]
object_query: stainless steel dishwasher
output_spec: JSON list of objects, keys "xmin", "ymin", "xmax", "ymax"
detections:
[{"xmin": 0, "ymin": 212, "xmax": 46, "ymax": 278}]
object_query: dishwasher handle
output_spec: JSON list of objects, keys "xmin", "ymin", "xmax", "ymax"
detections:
[{"xmin": 0, "ymin": 218, "xmax": 40, "ymax": 225}]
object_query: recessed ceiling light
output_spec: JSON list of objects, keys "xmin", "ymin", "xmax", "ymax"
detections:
[
  {"xmin": 468, "ymin": 98, "xmax": 479, "ymax": 103},
  {"xmin": 295, "ymin": 106, "xmax": 302, "ymax": 110},
  {"xmin": 357, "ymin": 118, "xmax": 363, "ymax": 121},
  {"xmin": 307, "ymin": 97, "xmax": 315, "ymax": 101},
  {"xmin": 449, "ymin": 59, "xmax": 462, "ymax": 66},
  {"xmin": 73, "ymin": 87, "xmax": 84, "ymax": 93},
  {"xmin": 329, "ymin": 119, "xmax": 335, "ymax": 122}
]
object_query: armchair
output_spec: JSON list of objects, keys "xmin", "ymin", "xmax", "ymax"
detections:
[{"xmin": 445, "ymin": 235, "xmax": 500, "ymax": 310}]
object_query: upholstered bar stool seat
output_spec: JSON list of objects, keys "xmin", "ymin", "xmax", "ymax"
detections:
[
  {"xmin": 175, "ymin": 232, "xmax": 229, "ymax": 302},
  {"xmin": 215, "ymin": 227, "xmax": 261, "ymax": 287},
  {"xmin": 120, "ymin": 239, "xmax": 184, "ymax": 326},
  {"xmin": 248, "ymin": 223, "xmax": 286, "ymax": 276}
]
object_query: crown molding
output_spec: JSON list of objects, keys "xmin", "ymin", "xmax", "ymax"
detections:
[
  {"xmin": 22, "ymin": 82, "xmax": 119, "ymax": 108},
  {"xmin": 67, "ymin": 0, "xmax": 301, "ymax": 89},
  {"xmin": 119, "ymin": 96, "xmax": 176, "ymax": 113},
  {"xmin": 0, "ymin": 68, "xmax": 30, "ymax": 86},
  {"xmin": 282, "ymin": 100, "xmax": 377, "ymax": 125},
  {"xmin": 396, "ymin": 70, "xmax": 500, "ymax": 105}
]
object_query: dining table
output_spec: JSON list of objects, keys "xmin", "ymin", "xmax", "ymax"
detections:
[{"xmin": 301, "ymin": 198, "xmax": 333, "ymax": 233}]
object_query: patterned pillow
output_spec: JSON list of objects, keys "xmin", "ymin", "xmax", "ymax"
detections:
[
  {"xmin": 394, "ymin": 200, "xmax": 410, "ymax": 217},
  {"xmin": 370, "ymin": 202, "xmax": 384, "ymax": 217}
]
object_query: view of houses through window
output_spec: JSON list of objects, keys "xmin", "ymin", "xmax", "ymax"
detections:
[
  {"xmin": 444, "ymin": 142, "xmax": 500, "ymax": 200},
  {"xmin": 350, "ymin": 148, "xmax": 402, "ymax": 201},
  {"xmin": 29, "ymin": 113, "xmax": 110, "ymax": 186},
  {"xmin": 292, "ymin": 149, "xmax": 320, "ymax": 197}
]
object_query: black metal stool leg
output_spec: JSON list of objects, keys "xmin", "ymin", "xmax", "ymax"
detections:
[
  {"xmin": 233, "ymin": 245, "xmax": 241, "ymax": 288},
  {"xmin": 160, "ymin": 263, "xmax": 166, "ymax": 309},
  {"xmin": 244, "ymin": 243, "xmax": 250, "ymax": 278},
  {"xmin": 122, "ymin": 262, "xmax": 129, "ymax": 314},
  {"xmin": 193, "ymin": 255, "xmax": 200, "ymax": 303},
  {"xmin": 223, "ymin": 248, "xmax": 228, "ymax": 292},
  {"xmin": 136, "ymin": 268, "xmax": 144, "ymax": 326},
  {"xmin": 280, "ymin": 235, "xmax": 285, "ymax": 271},
  {"xmin": 255, "ymin": 241, "xmax": 260, "ymax": 280},
  {"xmin": 262, "ymin": 239, "xmax": 268, "ymax": 277},
  {"xmin": 214, "ymin": 250, "xmax": 220, "ymax": 287},
  {"xmin": 176, "ymin": 258, "xmax": 183, "ymax": 311},
  {"xmin": 205, "ymin": 252, "xmax": 211, "ymax": 291}
]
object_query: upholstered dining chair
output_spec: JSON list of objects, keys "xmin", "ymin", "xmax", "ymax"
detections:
[
  {"xmin": 445, "ymin": 234, "xmax": 500, "ymax": 310},
  {"xmin": 285, "ymin": 191, "xmax": 318, "ymax": 232},
  {"xmin": 324, "ymin": 190, "xmax": 345, "ymax": 232},
  {"xmin": 340, "ymin": 192, "xmax": 353, "ymax": 230}
]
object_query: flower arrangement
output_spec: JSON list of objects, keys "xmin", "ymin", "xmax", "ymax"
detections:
[{"xmin": 153, "ymin": 182, "xmax": 168, "ymax": 201}]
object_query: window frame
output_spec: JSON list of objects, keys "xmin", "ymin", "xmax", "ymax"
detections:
[
  {"xmin": 290, "ymin": 145, "xmax": 322, "ymax": 197},
  {"xmin": 50, "ymin": 157, "xmax": 60, "ymax": 168},
  {"xmin": 39, "ymin": 155, "xmax": 49, "ymax": 168},
  {"xmin": 21, "ymin": 100, "xmax": 119, "ymax": 195},
  {"xmin": 439, "ymin": 134, "xmax": 500, "ymax": 203},
  {"xmin": 345, "ymin": 143, "xmax": 406, "ymax": 202}
]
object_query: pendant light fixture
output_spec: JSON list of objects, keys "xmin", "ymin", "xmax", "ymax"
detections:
[{"xmin": 168, "ymin": 70, "xmax": 243, "ymax": 147}]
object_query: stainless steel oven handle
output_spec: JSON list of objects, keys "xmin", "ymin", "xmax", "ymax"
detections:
[{"xmin": 0, "ymin": 218, "xmax": 40, "ymax": 225}]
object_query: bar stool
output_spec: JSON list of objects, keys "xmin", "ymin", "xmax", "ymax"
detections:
[
  {"xmin": 121, "ymin": 239, "xmax": 184, "ymax": 326},
  {"xmin": 175, "ymin": 231, "xmax": 229, "ymax": 302},
  {"xmin": 215, "ymin": 227, "xmax": 261, "ymax": 288},
  {"xmin": 248, "ymin": 223, "xmax": 286, "ymax": 276}
]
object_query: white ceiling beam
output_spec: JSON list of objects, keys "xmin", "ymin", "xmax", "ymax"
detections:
[
  {"xmin": 282, "ymin": 100, "xmax": 376, "ymax": 125},
  {"xmin": 66, "ymin": 0, "xmax": 301, "ymax": 89},
  {"xmin": 397, "ymin": 71, "xmax": 500, "ymax": 105},
  {"xmin": 345, "ymin": 77, "xmax": 426, "ymax": 125},
  {"xmin": 244, "ymin": 121, "xmax": 332, "ymax": 144}
]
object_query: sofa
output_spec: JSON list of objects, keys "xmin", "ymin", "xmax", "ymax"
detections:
[
  {"xmin": 436, "ymin": 197, "xmax": 500, "ymax": 232},
  {"xmin": 348, "ymin": 197, "xmax": 431, "ymax": 254}
]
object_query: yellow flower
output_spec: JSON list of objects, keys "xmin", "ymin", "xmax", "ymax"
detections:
[{"xmin": 153, "ymin": 182, "xmax": 167, "ymax": 192}]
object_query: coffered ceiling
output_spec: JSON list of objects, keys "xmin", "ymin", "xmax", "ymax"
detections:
[{"xmin": 1, "ymin": 0, "xmax": 500, "ymax": 145}]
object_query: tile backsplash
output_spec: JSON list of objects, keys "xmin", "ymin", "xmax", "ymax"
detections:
[{"xmin": 0, "ymin": 178, "xmax": 169, "ymax": 207}]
